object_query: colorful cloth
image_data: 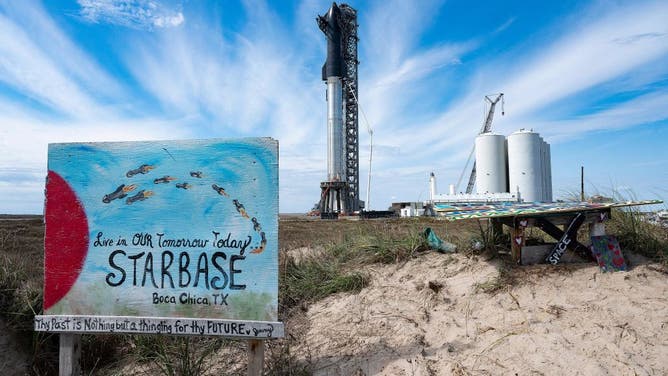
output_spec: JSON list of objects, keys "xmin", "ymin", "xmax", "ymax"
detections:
[
  {"xmin": 423, "ymin": 228, "xmax": 456, "ymax": 253},
  {"xmin": 590, "ymin": 235, "xmax": 627, "ymax": 272}
]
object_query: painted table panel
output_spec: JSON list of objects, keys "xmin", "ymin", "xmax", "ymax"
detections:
[{"xmin": 433, "ymin": 200, "xmax": 662, "ymax": 220}]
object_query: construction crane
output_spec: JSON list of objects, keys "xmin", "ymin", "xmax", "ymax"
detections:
[{"xmin": 458, "ymin": 93, "xmax": 505, "ymax": 194}]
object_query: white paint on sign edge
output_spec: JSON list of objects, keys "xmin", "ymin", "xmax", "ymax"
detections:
[{"xmin": 35, "ymin": 315, "xmax": 284, "ymax": 339}]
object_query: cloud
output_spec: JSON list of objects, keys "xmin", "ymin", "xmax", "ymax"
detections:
[
  {"xmin": 613, "ymin": 32, "xmax": 665, "ymax": 45},
  {"xmin": 120, "ymin": 1, "xmax": 328, "ymax": 147},
  {"xmin": 0, "ymin": 2, "xmax": 126, "ymax": 119},
  {"xmin": 344, "ymin": 0, "xmax": 668, "ymax": 205},
  {"xmin": 77, "ymin": 0, "xmax": 185, "ymax": 30},
  {"xmin": 0, "ymin": 112, "xmax": 194, "ymax": 170},
  {"xmin": 496, "ymin": 1, "xmax": 668, "ymax": 121},
  {"xmin": 371, "ymin": 0, "xmax": 668, "ymax": 159},
  {"xmin": 115, "ymin": 1, "xmax": 331, "ymax": 211},
  {"xmin": 494, "ymin": 17, "xmax": 516, "ymax": 34},
  {"xmin": 0, "ymin": 107, "xmax": 195, "ymax": 213},
  {"xmin": 540, "ymin": 91, "xmax": 668, "ymax": 142},
  {"xmin": 363, "ymin": 0, "xmax": 445, "ymax": 67},
  {"xmin": 0, "ymin": 16, "xmax": 97, "ymax": 118},
  {"xmin": 1, "ymin": 0, "xmax": 667, "ymax": 213}
]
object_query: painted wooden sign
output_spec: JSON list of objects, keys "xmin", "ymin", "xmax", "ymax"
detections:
[{"xmin": 35, "ymin": 138, "xmax": 283, "ymax": 338}]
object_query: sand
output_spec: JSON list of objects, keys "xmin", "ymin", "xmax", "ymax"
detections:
[{"xmin": 292, "ymin": 252, "xmax": 668, "ymax": 375}]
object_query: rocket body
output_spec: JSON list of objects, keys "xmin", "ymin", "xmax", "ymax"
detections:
[
  {"xmin": 327, "ymin": 77, "xmax": 345, "ymax": 181},
  {"xmin": 317, "ymin": 2, "xmax": 360, "ymax": 214},
  {"xmin": 319, "ymin": 3, "xmax": 346, "ymax": 182}
]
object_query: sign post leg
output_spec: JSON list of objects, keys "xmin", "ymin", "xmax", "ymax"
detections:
[
  {"xmin": 511, "ymin": 225, "xmax": 524, "ymax": 263},
  {"xmin": 590, "ymin": 221, "xmax": 606, "ymax": 237},
  {"xmin": 59, "ymin": 333, "xmax": 81, "ymax": 376},
  {"xmin": 247, "ymin": 339, "xmax": 264, "ymax": 376}
]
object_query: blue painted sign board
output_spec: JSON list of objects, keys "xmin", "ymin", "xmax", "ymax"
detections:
[{"xmin": 35, "ymin": 138, "xmax": 283, "ymax": 338}]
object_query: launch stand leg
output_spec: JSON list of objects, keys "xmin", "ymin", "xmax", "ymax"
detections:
[
  {"xmin": 320, "ymin": 181, "xmax": 351, "ymax": 217},
  {"xmin": 59, "ymin": 333, "xmax": 81, "ymax": 376}
]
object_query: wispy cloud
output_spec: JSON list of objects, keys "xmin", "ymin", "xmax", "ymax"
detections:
[
  {"xmin": 541, "ymin": 91, "xmax": 668, "ymax": 142},
  {"xmin": 0, "ymin": 15, "xmax": 99, "ymax": 118},
  {"xmin": 78, "ymin": 0, "xmax": 184, "ymax": 30},
  {"xmin": 0, "ymin": 1, "xmax": 125, "ymax": 119},
  {"xmin": 497, "ymin": 1, "xmax": 668, "ymax": 121},
  {"xmin": 0, "ymin": 109, "xmax": 194, "ymax": 213},
  {"xmin": 494, "ymin": 17, "xmax": 516, "ymax": 34},
  {"xmin": 0, "ymin": 0, "xmax": 666, "ymax": 213},
  {"xmin": 352, "ymin": 0, "xmax": 668, "ymax": 205},
  {"xmin": 372, "ymin": 0, "xmax": 668, "ymax": 158},
  {"xmin": 120, "ymin": 0, "xmax": 329, "ymax": 148}
]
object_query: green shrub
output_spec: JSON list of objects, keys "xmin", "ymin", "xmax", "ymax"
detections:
[{"xmin": 608, "ymin": 207, "xmax": 668, "ymax": 265}]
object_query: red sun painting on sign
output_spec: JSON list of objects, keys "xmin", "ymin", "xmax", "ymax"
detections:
[{"xmin": 44, "ymin": 170, "xmax": 89, "ymax": 310}]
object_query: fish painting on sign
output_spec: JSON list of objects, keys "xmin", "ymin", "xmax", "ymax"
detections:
[{"xmin": 44, "ymin": 138, "xmax": 279, "ymax": 322}]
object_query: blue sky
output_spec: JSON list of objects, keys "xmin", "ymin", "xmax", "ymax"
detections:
[{"xmin": 0, "ymin": 0, "xmax": 667, "ymax": 214}]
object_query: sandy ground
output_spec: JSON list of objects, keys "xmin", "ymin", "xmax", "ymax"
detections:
[{"xmin": 292, "ymin": 251, "xmax": 668, "ymax": 375}]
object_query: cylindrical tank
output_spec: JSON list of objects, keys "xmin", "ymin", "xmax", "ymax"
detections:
[
  {"xmin": 540, "ymin": 138, "xmax": 547, "ymax": 201},
  {"xmin": 475, "ymin": 133, "xmax": 507, "ymax": 194},
  {"xmin": 326, "ymin": 76, "xmax": 345, "ymax": 181},
  {"xmin": 508, "ymin": 129, "xmax": 543, "ymax": 202},
  {"xmin": 545, "ymin": 143, "xmax": 552, "ymax": 201}
]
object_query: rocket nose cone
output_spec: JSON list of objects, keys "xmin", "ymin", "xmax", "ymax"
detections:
[{"xmin": 328, "ymin": 2, "xmax": 339, "ymax": 18}]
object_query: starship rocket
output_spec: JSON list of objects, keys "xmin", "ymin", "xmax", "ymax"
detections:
[{"xmin": 318, "ymin": 2, "xmax": 346, "ymax": 183}]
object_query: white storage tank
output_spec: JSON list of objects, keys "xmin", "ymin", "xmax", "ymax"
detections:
[
  {"xmin": 507, "ymin": 129, "xmax": 544, "ymax": 202},
  {"xmin": 545, "ymin": 143, "xmax": 552, "ymax": 201},
  {"xmin": 475, "ymin": 133, "xmax": 507, "ymax": 194},
  {"xmin": 540, "ymin": 137, "xmax": 548, "ymax": 201}
]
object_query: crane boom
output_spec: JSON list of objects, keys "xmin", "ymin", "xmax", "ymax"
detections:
[{"xmin": 465, "ymin": 93, "xmax": 504, "ymax": 194}]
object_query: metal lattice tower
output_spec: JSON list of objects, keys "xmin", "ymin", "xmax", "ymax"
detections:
[{"xmin": 339, "ymin": 4, "xmax": 360, "ymax": 211}]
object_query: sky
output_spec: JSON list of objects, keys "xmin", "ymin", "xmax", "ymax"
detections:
[{"xmin": 0, "ymin": 0, "xmax": 667, "ymax": 214}]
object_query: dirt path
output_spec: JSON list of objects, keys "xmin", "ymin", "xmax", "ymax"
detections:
[{"xmin": 294, "ymin": 252, "xmax": 668, "ymax": 375}]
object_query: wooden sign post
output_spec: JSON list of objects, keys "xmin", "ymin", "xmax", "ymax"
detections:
[{"xmin": 35, "ymin": 138, "xmax": 283, "ymax": 375}]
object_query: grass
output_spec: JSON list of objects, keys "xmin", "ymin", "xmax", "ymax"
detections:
[
  {"xmin": 608, "ymin": 207, "xmax": 668, "ymax": 266},
  {"xmin": 280, "ymin": 255, "xmax": 369, "ymax": 311},
  {"xmin": 130, "ymin": 336, "xmax": 226, "ymax": 376},
  {"xmin": 557, "ymin": 189, "xmax": 668, "ymax": 265},
  {"xmin": 279, "ymin": 219, "xmax": 434, "ymax": 312},
  {"xmin": 0, "ymin": 217, "xmax": 458, "ymax": 374},
  {"xmin": 0, "ymin": 218, "xmax": 59, "ymax": 375},
  {"xmin": 561, "ymin": 188, "xmax": 668, "ymax": 266},
  {"xmin": 275, "ymin": 219, "xmax": 449, "ymax": 373},
  {"xmin": 9, "ymin": 211, "xmax": 666, "ymax": 373}
]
